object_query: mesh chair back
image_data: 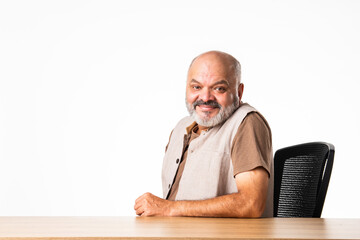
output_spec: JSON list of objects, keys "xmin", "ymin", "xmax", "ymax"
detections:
[{"xmin": 273, "ymin": 142, "xmax": 334, "ymax": 217}]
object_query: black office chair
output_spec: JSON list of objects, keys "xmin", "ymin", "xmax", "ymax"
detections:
[{"xmin": 273, "ymin": 142, "xmax": 334, "ymax": 217}]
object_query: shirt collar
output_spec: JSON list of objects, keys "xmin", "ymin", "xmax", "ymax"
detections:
[
  {"xmin": 186, "ymin": 121, "xmax": 198, "ymax": 135},
  {"xmin": 186, "ymin": 121, "xmax": 213, "ymax": 135}
]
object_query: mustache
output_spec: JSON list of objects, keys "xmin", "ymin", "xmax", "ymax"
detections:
[{"xmin": 193, "ymin": 100, "xmax": 221, "ymax": 109}]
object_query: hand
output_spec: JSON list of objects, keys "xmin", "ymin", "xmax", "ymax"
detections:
[{"xmin": 134, "ymin": 192, "xmax": 174, "ymax": 217}]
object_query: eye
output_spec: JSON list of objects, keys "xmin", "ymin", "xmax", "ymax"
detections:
[
  {"xmin": 214, "ymin": 86, "xmax": 227, "ymax": 93},
  {"xmin": 192, "ymin": 85, "xmax": 201, "ymax": 90}
]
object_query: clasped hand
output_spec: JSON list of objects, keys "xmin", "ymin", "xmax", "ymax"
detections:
[{"xmin": 134, "ymin": 192, "xmax": 174, "ymax": 217}]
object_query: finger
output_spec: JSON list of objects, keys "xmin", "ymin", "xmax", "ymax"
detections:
[
  {"xmin": 134, "ymin": 195, "xmax": 143, "ymax": 205},
  {"xmin": 135, "ymin": 192, "xmax": 148, "ymax": 204},
  {"xmin": 141, "ymin": 211, "xmax": 150, "ymax": 217},
  {"xmin": 134, "ymin": 200, "xmax": 142, "ymax": 211},
  {"xmin": 136, "ymin": 206, "xmax": 144, "ymax": 216}
]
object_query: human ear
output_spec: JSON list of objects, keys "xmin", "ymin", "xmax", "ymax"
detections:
[{"xmin": 238, "ymin": 83, "xmax": 244, "ymax": 102}]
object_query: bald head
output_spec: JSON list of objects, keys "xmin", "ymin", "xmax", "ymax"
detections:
[{"xmin": 188, "ymin": 50, "xmax": 241, "ymax": 87}]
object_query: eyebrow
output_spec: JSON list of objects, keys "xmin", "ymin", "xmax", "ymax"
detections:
[
  {"xmin": 190, "ymin": 79, "xmax": 230, "ymax": 86},
  {"xmin": 190, "ymin": 79, "xmax": 201, "ymax": 84},
  {"xmin": 213, "ymin": 80, "xmax": 230, "ymax": 86}
]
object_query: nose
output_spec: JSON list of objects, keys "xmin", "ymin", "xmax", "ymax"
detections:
[{"xmin": 199, "ymin": 88, "xmax": 214, "ymax": 102}]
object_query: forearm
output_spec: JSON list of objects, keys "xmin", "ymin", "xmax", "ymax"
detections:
[
  {"xmin": 170, "ymin": 192, "xmax": 264, "ymax": 218},
  {"xmin": 135, "ymin": 169, "xmax": 269, "ymax": 217}
]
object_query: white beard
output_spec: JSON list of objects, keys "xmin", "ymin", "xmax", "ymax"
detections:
[{"xmin": 186, "ymin": 95, "xmax": 240, "ymax": 128}]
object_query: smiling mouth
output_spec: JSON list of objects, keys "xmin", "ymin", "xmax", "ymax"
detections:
[{"xmin": 197, "ymin": 105, "xmax": 219, "ymax": 111}]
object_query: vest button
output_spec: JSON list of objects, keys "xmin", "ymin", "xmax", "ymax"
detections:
[
  {"xmin": 176, "ymin": 158, "xmax": 179, "ymax": 164},
  {"xmin": 168, "ymin": 184, "xmax": 171, "ymax": 189}
]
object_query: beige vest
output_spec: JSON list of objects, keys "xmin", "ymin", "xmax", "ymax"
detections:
[{"xmin": 162, "ymin": 103, "xmax": 273, "ymax": 217}]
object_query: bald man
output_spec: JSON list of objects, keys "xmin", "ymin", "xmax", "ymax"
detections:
[{"xmin": 134, "ymin": 51, "xmax": 273, "ymax": 218}]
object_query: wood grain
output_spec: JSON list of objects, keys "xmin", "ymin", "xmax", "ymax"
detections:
[{"xmin": 0, "ymin": 217, "xmax": 359, "ymax": 239}]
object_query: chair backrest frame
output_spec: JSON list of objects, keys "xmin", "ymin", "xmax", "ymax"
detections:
[{"xmin": 273, "ymin": 142, "xmax": 335, "ymax": 217}]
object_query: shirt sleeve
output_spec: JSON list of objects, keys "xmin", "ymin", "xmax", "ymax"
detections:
[{"xmin": 231, "ymin": 112, "xmax": 273, "ymax": 177}]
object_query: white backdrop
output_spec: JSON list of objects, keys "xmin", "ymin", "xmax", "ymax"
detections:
[{"xmin": 0, "ymin": 0, "xmax": 359, "ymax": 217}]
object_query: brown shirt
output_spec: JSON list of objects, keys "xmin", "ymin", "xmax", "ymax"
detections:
[{"xmin": 167, "ymin": 112, "xmax": 272, "ymax": 201}]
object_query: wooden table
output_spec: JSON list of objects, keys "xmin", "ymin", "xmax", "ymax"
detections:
[{"xmin": 1, "ymin": 217, "xmax": 360, "ymax": 239}]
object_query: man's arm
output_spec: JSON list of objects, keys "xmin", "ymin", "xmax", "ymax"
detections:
[{"xmin": 134, "ymin": 167, "xmax": 269, "ymax": 217}]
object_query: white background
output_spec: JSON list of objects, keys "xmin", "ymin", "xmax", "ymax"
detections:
[{"xmin": 0, "ymin": 0, "xmax": 359, "ymax": 217}]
